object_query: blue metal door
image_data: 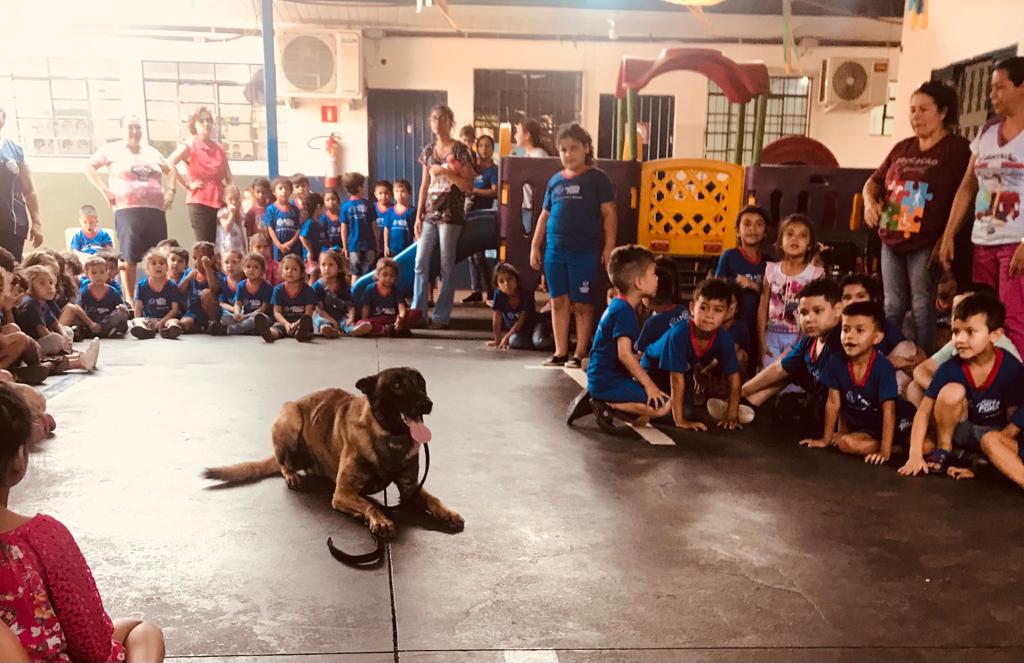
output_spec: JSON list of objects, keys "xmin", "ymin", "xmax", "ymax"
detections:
[{"xmin": 367, "ymin": 89, "xmax": 448, "ymax": 198}]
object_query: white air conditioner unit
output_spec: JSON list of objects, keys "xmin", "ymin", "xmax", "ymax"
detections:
[
  {"xmin": 275, "ymin": 30, "xmax": 362, "ymax": 99},
  {"xmin": 818, "ymin": 57, "xmax": 889, "ymax": 111}
]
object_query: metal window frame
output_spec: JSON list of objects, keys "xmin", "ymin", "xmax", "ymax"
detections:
[{"xmin": 704, "ymin": 75, "xmax": 810, "ymax": 164}]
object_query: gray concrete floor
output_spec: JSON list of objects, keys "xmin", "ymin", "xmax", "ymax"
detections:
[{"xmin": 17, "ymin": 320, "xmax": 1024, "ymax": 663}]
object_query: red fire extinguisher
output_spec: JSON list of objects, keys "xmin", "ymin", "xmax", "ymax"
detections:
[{"xmin": 325, "ymin": 132, "xmax": 342, "ymax": 189}]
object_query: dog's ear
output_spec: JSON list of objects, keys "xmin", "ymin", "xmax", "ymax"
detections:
[{"xmin": 355, "ymin": 374, "xmax": 379, "ymax": 397}]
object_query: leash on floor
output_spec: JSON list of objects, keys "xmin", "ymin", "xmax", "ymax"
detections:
[{"xmin": 326, "ymin": 443, "xmax": 431, "ymax": 567}]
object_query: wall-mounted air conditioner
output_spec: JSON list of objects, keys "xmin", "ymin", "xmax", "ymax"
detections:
[
  {"xmin": 275, "ymin": 30, "xmax": 362, "ymax": 99},
  {"xmin": 819, "ymin": 57, "xmax": 889, "ymax": 111}
]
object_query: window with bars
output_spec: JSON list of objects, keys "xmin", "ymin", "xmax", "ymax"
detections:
[
  {"xmin": 473, "ymin": 69, "xmax": 582, "ymax": 145},
  {"xmin": 142, "ymin": 61, "xmax": 285, "ymax": 162},
  {"xmin": 704, "ymin": 76, "xmax": 810, "ymax": 164},
  {"xmin": 6, "ymin": 57, "xmax": 122, "ymax": 157},
  {"xmin": 869, "ymin": 82, "xmax": 897, "ymax": 136}
]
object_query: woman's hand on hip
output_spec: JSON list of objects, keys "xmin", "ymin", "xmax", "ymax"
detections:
[
  {"xmin": 189, "ymin": 180, "xmax": 205, "ymax": 192},
  {"xmin": 102, "ymin": 188, "xmax": 116, "ymax": 208}
]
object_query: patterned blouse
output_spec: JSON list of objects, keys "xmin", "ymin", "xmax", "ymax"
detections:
[{"xmin": 419, "ymin": 141, "xmax": 475, "ymax": 225}]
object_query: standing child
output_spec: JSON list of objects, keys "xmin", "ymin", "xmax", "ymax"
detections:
[
  {"xmin": 383, "ymin": 180, "xmax": 415, "ymax": 258},
  {"xmin": 216, "ymin": 184, "xmax": 247, "ymax": 256},
  {"xmin": 529, "ymin": 122, "xmax": 617, "ymax": 369},
  {"xmin": 177, "ymin": 241, "xmax": 226, "ymax": 335},
  {"xmin": 340, "ymin": 172, "xmax": 378, "ymax": 283},
  {"xmin": 899, "ymin": 294, "xmax": 1024, "ymax": 478},
  {"xmin": 373, "ymin": 180, "xmax": 393, "ymax": 252},
  {"xmin": 321, "ymin": 189, "xmax": 343, "ymax": 252},
  {"xmin": 256, "ymin": 254, "xmax": 316, "ymax": 343},
  {"xmin": 313, "ymin": 250, "xmax": 370, "ymax": 338},
  {"xmin": 227, "ymin": 252, "xmax": 273, "ymax": 336},
  {"xmin": 800, "ymin": 301, "xmax": 917, "ymax": 464},
  {"xmin": 69, "ymin": 204, "xmax": 113, "ymax": 257},
  {"xmin": 264, "ymin": 176, "xmax": 302, "ymax": 261},
  {"xmin": 131, "ymin": 250, "xmax": 183, "ymax": 340},
  {"xmin": 0, "ymin": 386, "xmax": 166, "ymax": 662},
  {"xmin": 357, "ymin": 257, "xmax": 420, "ymax": 336},
  {"xmin": 758, "ymin": 214, "xmax": 824, "ymax": 367},
  {"xmin": 715, "ymin": 205, "xmax": 769, "ymax": 353},
  {"xmin": 243, "ymin": 176, "xmax": 271, "ymax": 237},
  {"xmin": 249, "ymin": 232, "xmax": 280, "ymax": 286},
  {"xmin": 75, "ymin": 257, "xmax": 130, "ymax": 338},
  {"xmin": 290, "ymin": 173, "xmax": 310, "ymax": 212},
  {"xmin": 489, "ymin": 262, "xmax": 553, "ymax": 351},
  {"xmin": 299, "ymin": 192, "xmax": 327, "ymax": 282}
]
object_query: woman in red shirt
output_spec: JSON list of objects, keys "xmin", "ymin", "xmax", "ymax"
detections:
[{"xmin": 168, "ymin": 106, "xmax": 232, "ymax": 244}]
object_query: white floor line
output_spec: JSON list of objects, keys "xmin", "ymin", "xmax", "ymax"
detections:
[
  {"xmin": 524, "ymin": 364, "xmax": 564, "ymax": 370},
  {"xmin": 561, "ymin": 366, "xmax": 587, "ymax": 387},
  {"xmin": 629, "ymin": 423, "xmax": 677, "ymax": 446},
  {"xmin": 504, "ymin": 650, "xmax": 559, "ymax": 663}
]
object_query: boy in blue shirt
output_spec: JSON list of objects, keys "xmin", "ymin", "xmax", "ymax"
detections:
[
  {"xmin": 340, "ymin": 171, "xmax": 378, "ymax": 282},
  {"xmin": 177, "ymin": 241, "xmax": 227, "ymax": 335},
  {"xmin": 264, "ymin": 176, "xmax": 302, "ymax": 260},
  {"xmin": 900, "ymin": 294, "xmax": 1024, "ymax": 478},
  {"xmin": 643, "ymin": 278, "xmax": 749, "ymax": 430},
  {"xmin": 568, "ymin": 245, "xmax": 670, "ymax": 430},
  {"xmin": 70, "ymin": 204, "xmax": 113, "ymax": 257},
  {"xmin": 373, "ymin": 180, "xmax": 393, "ymax": 251},
  {"xmin": 634, "ymin": 259, "xmax": 688, "ymax": 357},
  {"xmin": 741, "ymin": 278, "xmax": 844, "ymax": 415},
  {"xmin": 75, "ymin": 256, "xmax": 129, "ymax": 338},
  {"xmin": 383, "ymin": 179, "xmax": 416, "ymax": 258},
  {"xmin": 800, "ymin": 301, "xmax": 916, "ymax": 464}
]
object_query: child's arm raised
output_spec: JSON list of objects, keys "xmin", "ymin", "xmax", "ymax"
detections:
[
  {"xmin": 866, "ymin": 400, "xmax": 896, "ymax": 465},
  {"xmin": 200, "ymin": 257, "xmax": 219, "ymax": 296},
  {"xmin": 898, "ymin": 397, "xmax": 935, "ymax": 477},
  {"xmin": 669, "ymin": 371, "xmax": 707, "ymax": 431},
  {"xmin": 800, "ymin": 388, "xmax": 840, "ymax": 448},
  {"xmin": 529, "ymin": 210, "xmax": 549, "ymax": 271}
]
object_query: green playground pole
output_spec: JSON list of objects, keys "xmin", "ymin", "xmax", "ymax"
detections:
[
  {"xmin": 626, "ymin": 88, "xmax": 638, "ymax": 161},
  {"xmin": 752, "ymin": 94, "xmax": 768, "ymax": 164},
  {"xmin": 615, "ymin": 97, "xmax": 625, "ymax": 160},
  {"xmin": 732, "ymin": 100, "xmax": 747, "ymax": 165}
]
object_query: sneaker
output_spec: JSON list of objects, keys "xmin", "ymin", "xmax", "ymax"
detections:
[
  {"xmin": 295, "ymin": 315, "xmax": 313, "ymax": 342},
  {"xmin": 707, "ymin": 398, "xmax": 756, "ymax": 425},
  {"xmin": 207, "ymin": 320, "xmax": 227, "ymax": 336},
  {"xmin": 130, "ymin": 324, "xmax": 157, "ymax": 340},
  {"xmin": 591, "ymin": 399, "xmax": 621, "ymax": 435},
  {"xmin": 160, "ymin": 325, "xmax": 182, "ymax": 340},
  {"xmin": 565, "ymin": 356, "xmax": 584, "ymax": 370},
  {"xmin": 346, "ymin": 321, "xmax": 372, "ymax": 337},
  {"xmin": 321, "ymin": 324, "xmax": 341, "ymax": 339},
  {"xmin": 566, "ymin": 389, "xmax": 592, "ymax": 426},
  {"xmin": 78, "ymin": 339, "xmax": 100, "ymax": 373},
  {"xmin": 255, "ymin": 313, "xmax": 275, "ymax": 343},
  {"xmin": 461, "ymin": 292, "xmax": 483, "ymax": 303},
  {"xmin": 543, "ymin": 354, "xmax": 568, "ymax": 367}
]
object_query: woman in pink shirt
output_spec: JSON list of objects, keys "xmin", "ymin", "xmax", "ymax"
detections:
[{"xmin": 168, "ymin": 106, "xmax": 232, "ymax": 244}]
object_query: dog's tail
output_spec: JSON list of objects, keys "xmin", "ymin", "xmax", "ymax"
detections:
[{"xmin": 203, "ymin": 457, "xmax": 281, "ymax": 483}]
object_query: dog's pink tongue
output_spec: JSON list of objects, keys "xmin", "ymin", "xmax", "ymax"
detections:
[{"xmin": 409, "ymin": 420, "xmax": 432, "ymax": 444}]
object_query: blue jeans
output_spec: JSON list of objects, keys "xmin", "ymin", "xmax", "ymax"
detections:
[
  {"xmin": 412, "ymin": 221, "xmax": 462, "ymax": 324},
  {"xmin": 881, "ymin": 243, "xmax": 936, "ymax": 353}
]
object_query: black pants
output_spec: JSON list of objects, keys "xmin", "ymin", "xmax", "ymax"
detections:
[
  {"xmin": 188, "ymin": 203, "xmax": 219, "ymax": 244},
  {"xmin": 0, "ymin": 232, "xmax": 26, "ymax": 262}
]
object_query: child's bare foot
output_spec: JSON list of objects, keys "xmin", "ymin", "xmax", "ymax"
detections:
[{"xmin": 947, "ymin": 466, "xmax": 975, "ymax": 480}]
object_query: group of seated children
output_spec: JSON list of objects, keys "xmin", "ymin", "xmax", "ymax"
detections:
[{"xmin": 570, "ymin": 241, "xmax": 1024, "ymax": 492}]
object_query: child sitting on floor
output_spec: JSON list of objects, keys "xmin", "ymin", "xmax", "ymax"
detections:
[
  {"xmin": 978, "ymin": 403, "xmax": 1024, "ymax": 491},
  {"xmin": 248, "ymin": 232, "xmax": 280, "ymax": 286},
  {"xmin": 635, "ymin": 259, "xmax": 688, "ymax": 358},
  {"xmin": 899, "ymin": 294, "xmax": 1024, "ymax": 478},
  {"xmin": 227, "ymin": 252, "xmax": 273, "ymax": 336},
  {"xmin": 567, "ymin": 245, "xmax": 670, "ymax": 430},
  {"xmin": 13, "ymin": 266, "xmax": 99, "ymax": 372},
  {"xmin": 715, "ymin": 205, "xmax": 768, "ymax": 351},
  {"xmin": 313, "ymin": 250, "xmax": 369, "ymax": 338},
  {"xmin": 488, "ymin": 262, "xmax": 553, "ymax": 351},
  {"xmin": 69, "ymin": 204, "xmax": 113, "ymax": 258},
  {"xmin": 357, "ymin": 257, "xmax": 419, "ymax": 337},
  {"xmin": 177, "ymin": 241, "xmax": 226, "ymax": 335},
  {"xmin": 642, "ymin": 278, "xmax": 749, "ymax": 430},
  {"xmin": 165, "ymin": 246, "xmax": 189, "ymax": 285},
  {"xmin": 256, "ymin": 254, "xmax": 316, "ymax": 343},
  {"xmin": 75, "ymin": 257, "xmax": 129, "ymax": 338},
  {"xmin": 0, "ymin": 385, "xmax": 165, "ymax": 662},
  {"xmin": 799, "ymin": 301, "xmax": 916, "ymax": 465},
  {"xmin": 742, "ymin": 278, "xmax": 844, "ymax": 428},
  {"xmin": 131, "ymin": 250, "xmax": 183, "ymax": 340},
  {"xmin": 219, "ymin": 249, "xmax": 245, "ymax": 318}
]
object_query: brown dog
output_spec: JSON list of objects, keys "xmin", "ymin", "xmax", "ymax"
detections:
[{"xmin": 204, "ymin": 367, "xmax": 463, "ymax": 538}]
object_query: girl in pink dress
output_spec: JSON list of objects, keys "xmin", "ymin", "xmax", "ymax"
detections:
[{"xmin": 0, "ymin": 386, "xmax": 164, "ymax": 662}]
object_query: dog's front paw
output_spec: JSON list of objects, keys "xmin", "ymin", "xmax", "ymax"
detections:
[
  {"xmin": 368, "ymin": 516, "xmax": 396, "ymax": 539},
  {"xmin": 281, "ymin": 470, "xmax": 303, "ymax": 490},
  {"xmin": 437, "ymin": 509, "xmax": 465, "ymax": 532}
]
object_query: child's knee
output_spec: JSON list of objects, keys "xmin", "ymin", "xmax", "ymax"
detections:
[
  {"xmin": 980, "ymin": 431, "xmax": 1009, "ymax": 456},
  {"xmin": 936, "ymin": 383, "xmax": 966, "ymax": 407}
]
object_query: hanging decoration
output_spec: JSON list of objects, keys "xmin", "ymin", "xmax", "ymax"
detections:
[
  {"xmin": 907, "ymin": 0, "xmax": 928, "ymax": 30},
  {"xmin": 782, "ymin": 0, "xmax": 795, "ymax": 74}
]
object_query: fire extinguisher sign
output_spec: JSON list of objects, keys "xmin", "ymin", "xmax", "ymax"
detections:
[{"xmin": 321, "ymin": 105, "xmax": 338, "ymax": 123}]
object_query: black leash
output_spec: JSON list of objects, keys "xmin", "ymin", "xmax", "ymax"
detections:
[{"xmin": 326, "ymin": 443, "xmax": 430, "ymax": 567}]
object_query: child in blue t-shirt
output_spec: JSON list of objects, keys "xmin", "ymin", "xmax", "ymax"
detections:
[
  {"xmin": 900, "ymin": 294, "xmax": 1024, "ymax": 478},
  {"xmin": 568, "ymin": 245, "xmax": 670, "ymax": 430},
  {"xmin": 714, "ymin": 205, "xmax": 768, "ymax": 351},
  {"xmin": 978, "ymin": 400, "xmax": 1024, "ymax": 491},
  {"xmin": 801, "ymin": 301, "xmax": 916, "ymax": 464},
  {"xmin": 635, "ymin": 259, "xmax": 688, "ymax": 357},
  {"xmin": 529, "ymin": 123, "xmax": 616, "ymax": 369},
  {"xmin": 256, "ymin": 254, "xmax": 316, "ymax": 343},
  {"xmin": 177, "ymin": 241, "xmax": 227, "ymax": 335},
  {"xmin": 312, "ymin": 250, "xmax": 370, "ymax": 338},
  {"xmin": 264, "ymin": 176, "xmax": 302, "ymax": 261},
  {"xmin": 70, "ymin": 204, "xmax": 113, "ymax": 257},
  {"xmin": 321, "ymin": 189, "xmax": 344, "ymax": 252},
  {"xmin": 642, "ymin": 278, "xmax": 749, "ymax": 430},
  {"xmin": 340, "ymin": 172, "xmax": 378, "ymax": 283},
  {"xmin": 383, "ymin": 179, "xmax": 416, "ymax": 258},
  {"xmin": 357, "ymin": 257, "xmax": 420, "ymax": 336},
  {"xmin": 488, "ymin": 262, "xmax": 552, "ymax": 352},
  {"xmin": 741, "ymin": 278, "xmax": 844, "ymax": 413},
  {"xmin": 299, "ymin": 191, "xmax": 327, "ymax": 282},
  {"xmin": 227, "ymin": 251, "xmax": 273, "ymax": 336},
  {"xmin": 373, "ymin": 180, "xmax": 393, "ymax": 251},
  {"xmin": 130, "ymin": 250, "xmax": 183, "ymax": 339},
  {"xmin": 75, "ymin": 256, "xmax": 129, "ymax": 338}
]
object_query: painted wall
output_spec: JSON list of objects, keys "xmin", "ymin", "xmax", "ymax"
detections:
[{"xmin": 892, "ymin": 0, "xmax": 1022, "ymax": 138}]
